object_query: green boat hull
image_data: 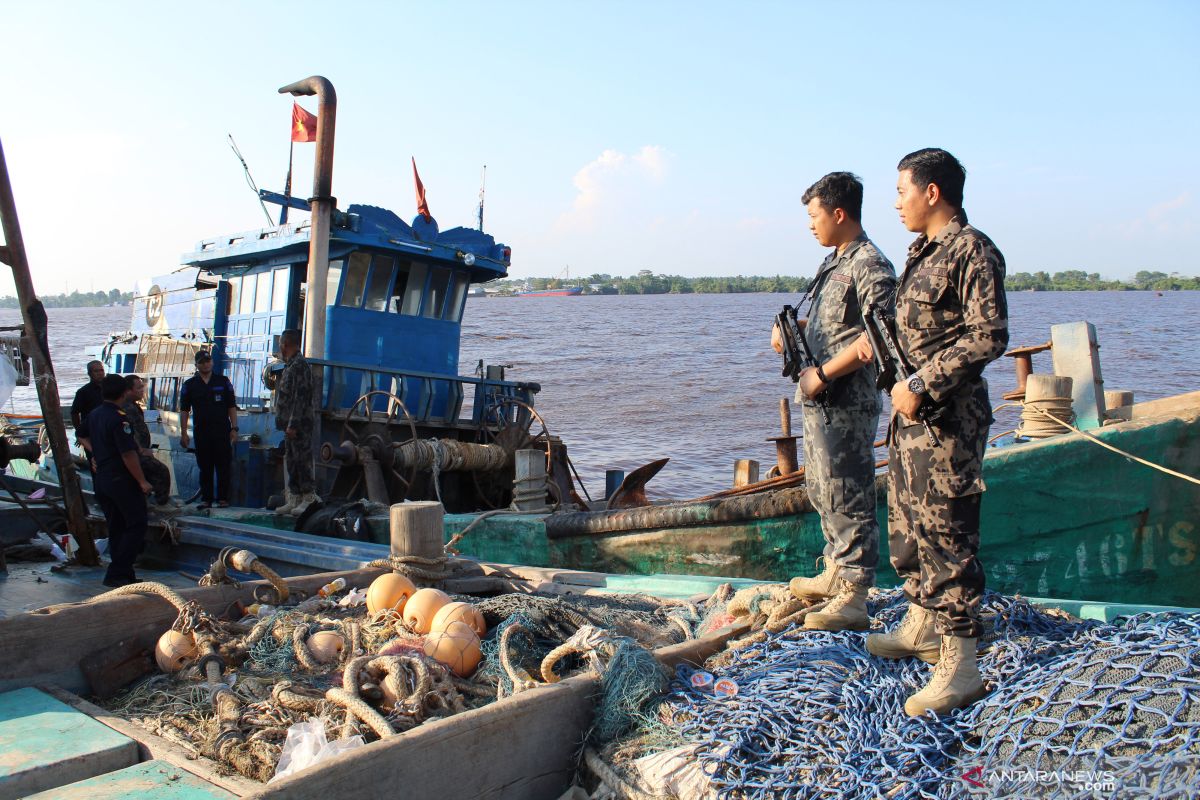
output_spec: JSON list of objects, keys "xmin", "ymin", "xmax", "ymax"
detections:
[{"xmin": 447, "ymin": 392, "xmax": 1200, "ymax": 608}]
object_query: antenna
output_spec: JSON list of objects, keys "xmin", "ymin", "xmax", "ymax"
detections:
[
  {"xmin": 227, "ymin": 134, "xmax": 274, "ymax": 226},
  {"xmin": 477, "ymin": 165, "xmax": 486, "ymax": 232}
]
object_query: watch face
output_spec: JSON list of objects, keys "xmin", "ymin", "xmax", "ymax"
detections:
[{"xmin": 908, "ymin": 375, "xmax": 925, "ymax": 395}]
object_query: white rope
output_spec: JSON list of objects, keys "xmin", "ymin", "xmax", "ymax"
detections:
[{"xmin": 1029, "ymin": 404, "xmax": 1200, "ymax": 486}]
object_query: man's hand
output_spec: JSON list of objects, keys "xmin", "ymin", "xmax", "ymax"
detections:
[
  {"xmin": 890, "ymin": 381, "xmax": 923, "ymax": 420},
  {"xmin": 770, "ymin": 323, "xmax": 783, "ymax": 354},
  {"xmin": 853, "ymin": 332, "xmax": 874, "ymax": 364},
  {"xmin": 139, "ymin": 479, "xmax": 153, "ymax": 495},
  {"xmin": 140, "ymin": 447, "xmax": 153, "ymax": 457},
  {"xmin": 180, "ymin": 431, "xmax": 190, "ymax": 449},
  {"xmin": 229, "ymin": 429, "xmax": 238, "ymax": 444},
  {"xmin": 798, "ymin": 366, "xmax": 827, "ymax": 400},
  {"xmin": 286, "ymin": 426, "xmax": 297, "ymax": 440}
]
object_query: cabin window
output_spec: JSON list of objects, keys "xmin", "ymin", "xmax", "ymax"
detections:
[
  {"xmin": 254, "ymin": 271, "xmax": 272, "ymax": 313},
  {"xmin": 389, "ymin": 262, "xmax": 412, "ymax": 314},
  {"xmin": 445, "ymin": 273, "xmax": 469, "ymax": 322},
  {"xmin": 340, "ymin": 252, "xmax": 371, "ymax": 307},
  {"xmin": 424, "ymin": 267, "xmax": 451, "ymax": 319},
  {"xmin": 363, "ymin": 255, "xmax": 395, "ymax": 312},
  {"xmin": 403, "ymin": 261, "xmax": 427, "ymax": 315},
  {"xmin": 227, "ymin": 276, "xmax": 241, "ymax": 315},
  {"xmin": 239, "ymin": 273, "xmax": 256, "ymax": 315},
  {"xmin": 272, "ymin": 268, "xmax": 289, "ymax": 310},
  {"xmin": 326, "ymin": 259, "xmax": 343, "ymax": 304}
]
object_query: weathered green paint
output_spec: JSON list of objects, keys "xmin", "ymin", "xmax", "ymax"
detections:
[
  {"xmin": 22, "ymin": 759, "xmax": 237, "ymax": 800},
  {"xmin": 447, "ymin": 393, "xmax": 1200, "ymax": 608},
  {"xmin": 0, "ymin": 687, "xmax": 138, "ymax": 800}
]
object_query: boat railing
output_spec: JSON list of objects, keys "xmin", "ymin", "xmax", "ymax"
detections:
[{"xmin": 141, "ymin": 357, "xmax": 538, "ymax": 428}]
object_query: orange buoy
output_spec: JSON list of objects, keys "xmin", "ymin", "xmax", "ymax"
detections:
[
  {"xmin": 402, "ymin": 588, "xmax": 451, "ymax": 634},
  {"xmin": 306, "ymin": 630, "xmax": 346, "ymax": 664},
  {"xmin": 366, "ymin": 573, "xmax": 417, "ymax": 616},
  {"xmin": 155, "ymin": 630, "xmax": 197, "ymax": 673},
  {"xmin": 424, "ymin": 620, "xmax": 482, "ymax": 677},
  {"xmin": 431, "ymin": 601, "xmax": 487, "ymax": 637}
]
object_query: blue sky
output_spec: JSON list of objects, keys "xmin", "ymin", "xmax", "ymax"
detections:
[{"xmin": 1, "ymin": 1, "xmax": 1197, "ymax": 296}]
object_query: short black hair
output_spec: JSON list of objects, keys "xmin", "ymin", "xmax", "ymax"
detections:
[
  {"xmin": 897, "ymin": 148, "xmax": 966, "ymax": 211},
  {"xmin": 86, "ymin": 360, "xmax": 104, "ymax": 373},
  {"xmin": 281, "ymin": 329, "xmax": 301, "ymax": 348},
  {"xmin": 801, "ymin": 172, "xmax": 864, "ymax": 222},
  {"xmin": 102, "ymin": 373, "xmax": 129, "ymax": 401},
  {"xmin": 124, "ymin": 374, "xmax": 144, "ymax": 390}
]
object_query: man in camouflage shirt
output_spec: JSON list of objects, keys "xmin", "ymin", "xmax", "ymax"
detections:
[
  {"xmin": 272, "ymin": 329, "xmax": 318, "ymax": 515},
  {"xmin": 122, "ymin": 374, "xmax": 173, "ymax": 506},
  {"xmin": 865, "ymin": 148, "xmax": 1009, "ymax": 717},
  {"xmin": 772, "ymin": 172, "xmax": 896, "ymax": 632}
]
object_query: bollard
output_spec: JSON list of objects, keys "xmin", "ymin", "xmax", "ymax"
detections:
[
  {"xmin": 733, "ymin": 459, "xmax": 760, "ymax": 488},
  {"xmin": 512, "ymin": 449, "xmax": 548, "ymax": 511},
  {"xmin": 390, "ymin": 501, "xmax": 445, "ymax": 561}
]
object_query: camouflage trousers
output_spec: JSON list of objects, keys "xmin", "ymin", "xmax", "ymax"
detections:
[
  {"xmin": 887, "ymin": 379, "xmax": 992, "ymax": 638},
  {"xmin": 140, "ymin": 453, "xmax": 172, "ymax": 504},
  {"xmin": 284, "ymin": 423, "xmax": 315, "ymax": 494},
  {"xmin": 800, "ymin": 400, "xmax": 881, "ymax": 587}
]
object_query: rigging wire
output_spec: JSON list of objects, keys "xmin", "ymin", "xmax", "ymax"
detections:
[{"xmin": 227, "ymin": 134, "xmax": 274, "ymax": 227}]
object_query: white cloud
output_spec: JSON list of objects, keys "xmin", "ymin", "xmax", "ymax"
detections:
[
  {"xmin": 556, "ymin": 145, "xmax": 671, "ymax": 231},
  {"xmin": 1117, "ymin": 192, "xmax": 1194, "ymax": 238}
]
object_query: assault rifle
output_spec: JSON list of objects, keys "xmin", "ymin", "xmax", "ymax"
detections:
[
  {"xmin": 775, "ymin": 304, "xmax": 831, "ymax": 424},
  {"xmin": 862, "ymin": 303, "xmax": 941, "ymax": 445}
]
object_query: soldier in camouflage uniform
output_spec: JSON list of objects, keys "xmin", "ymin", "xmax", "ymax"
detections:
[
  {"xmin": 122, "ymin": 375, "xmax": 173, "ymax": 506},
  {"xmin": 772, "ymin": 172, "xmax": 896, "ymax": 632},
  {"xmin": 272, "ymin": 329, "xmax": 318, "ymax": 515},
  {"xmin": 864, "ymin": 148, "xmax": 1009, "ymax": 717}
]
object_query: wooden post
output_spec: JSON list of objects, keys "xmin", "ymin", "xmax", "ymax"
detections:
[
  {"xmin": 733, "ymin": 459, "xmax": 760, "ymax": 488},
  {"xmin": 389, "ymin": 501, "xmax": 444, "ymax": 560},
  {"xmin": 0, "ymin": 137, "xmax": 97, "ymax": 565}
]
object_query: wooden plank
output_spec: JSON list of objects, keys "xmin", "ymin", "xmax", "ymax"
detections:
[
  {"xmin": 0, "ymin": 687, "xmax": 138, "ymax": 800},
  {"xmin": 41, "ymin": 686, "xmax": 260, "ymax": 798},
  {"xmin": 22, "ymin": 759, "xmax": 237, "ymax": 800},
  {"xmin": 0, "ymin": 568, "xmax": 386, "ymax": 695},
  {"xmin": 653, "ymin": 620, "xmax": 752, "ymax": 669},
  {"xmin": 250, "ymin": 675, "xmax": 597, "ymax": 800}
]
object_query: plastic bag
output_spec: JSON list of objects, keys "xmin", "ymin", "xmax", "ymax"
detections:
[
  {"xmin": 0, "ymin": 357, "xmax": 18, "ymax": 410},
  {"xmin": 270, "ymin": 717, "xmax": 363, "ymax": 782}
]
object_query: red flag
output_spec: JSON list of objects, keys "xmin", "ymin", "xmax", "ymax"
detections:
[
  {"xmin": 291, "ymin": 102, "xmax": 317, "ymax": 143},
  {"xmin": 412, "ymin": 157, "xmax": 432, "ymax": 221}
]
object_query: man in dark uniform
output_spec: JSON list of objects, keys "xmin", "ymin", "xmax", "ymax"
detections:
[
  {"xmin": 70, "ymin": 360, "xmax": 105, "ymax": 473},
  {"xmin": 771, "ymin": 172, "xmax": 896, "ymax": 632},
  {"xmin": 179, "ymin": 351, "xmax": 238, "ymax": 508},
  {"xmin": 271, "ymin": 329, "xmax": 318, "ymax": 515},
  {"xmin": 123, "ymin": 374, "xmax": 173, "ymax": 506},
  {"xmin": 87, "ymin": 373, "xmax": 152, "ymax": 587},
  {"xmin": 865, "ymin": 148, "xmax": 1009, "ymax": 716}
]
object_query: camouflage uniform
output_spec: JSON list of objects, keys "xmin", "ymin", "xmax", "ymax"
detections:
[
  {"xmin": 889, "ymin": 214, "xmax": 1008, "ymax": 638},
  {"xmin": 122, "ymin": 399, "xmax": 171, "ymax": 504},
  {"xmin": 274, "ymin": 352, "xmax": 316, "ymax": 494},
  {"xmin": 798, "ymin": 234, "xmax": 896, "ymax": 587}
]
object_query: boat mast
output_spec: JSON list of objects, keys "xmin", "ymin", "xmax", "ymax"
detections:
[
  {"xmin": 0, "ymin": 137, "xmax": 98, "ymax": 565},
  {"xmin": 477, "ymin": 165, "xmax": 486, "ymax": 232}
]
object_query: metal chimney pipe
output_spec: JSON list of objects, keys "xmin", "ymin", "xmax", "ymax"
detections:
[{"xmin": 278, "ymin": 76, "xmax": 336, "ymax": 360}]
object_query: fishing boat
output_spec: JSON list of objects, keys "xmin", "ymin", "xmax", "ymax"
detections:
[{"xmin": 514, "ymin": 286, "xmax": 583, "ymax": 297}]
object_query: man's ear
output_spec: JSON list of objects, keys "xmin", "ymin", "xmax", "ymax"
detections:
[
  {"xmin": 833, "ymin": 207, "xmax": 848, "ymax": 225},
  {"xmin": 925, "ymin": 181, "xmax": 942, "ymax": 207}
]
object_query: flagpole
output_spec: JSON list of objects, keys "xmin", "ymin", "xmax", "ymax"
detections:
[{"xmin": 280, "ymin": 140, "xmax": 294, "ymax": 226}]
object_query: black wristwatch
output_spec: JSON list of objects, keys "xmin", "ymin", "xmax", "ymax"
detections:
[
  {"xmin": 907, "ymin": 375, "xmax": 927, "ymax": 396},
  {"xmin": 816, "ymin": 364, "xmax": 831, "ymax": 384}
]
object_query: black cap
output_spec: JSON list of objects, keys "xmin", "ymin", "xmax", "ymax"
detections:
[{"xmin": 195, "ymin": 350, "xmax": 213, "ymax": 363}]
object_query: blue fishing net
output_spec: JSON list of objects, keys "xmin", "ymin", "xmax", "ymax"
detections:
[{"xmin": 657, "ymin": 590, "xmax": 1199, "ymax": 799}]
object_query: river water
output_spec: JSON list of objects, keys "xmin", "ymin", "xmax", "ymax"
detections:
[{"xmin": 3, "ymin": 291, "xmax": 1198, "ymax": 498}]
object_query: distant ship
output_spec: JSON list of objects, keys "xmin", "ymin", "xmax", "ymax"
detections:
[{"xmin": 515, "ymin": 286, "xmax": 583, "ymax": 297}]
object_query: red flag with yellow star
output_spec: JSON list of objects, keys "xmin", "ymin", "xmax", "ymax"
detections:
[{"xmin": 291, "ymin": 103, "xmax": 317, "ymax": 143}]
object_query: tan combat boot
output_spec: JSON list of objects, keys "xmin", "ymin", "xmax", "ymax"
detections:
[
  {"xmin": 274, "ymin": 490, "xmax": 298, "ymax": 515},
  {"xmin": 804, "ymin": 580, "xmax": 869, "ymax": 632},
  {"xmin": 903, "ymin": 635, "xmax": 987, "ymax": 716},
  {"xmin": 865, "ymin": 602, "xmax": 941, "ymax": 664},
  {"xmin": 290, "ymin": 492, "xmax": 320, "ymax": 517},
  {"xmin": 789, "ymin": 558, "xmax": 841, "ymax": 602}
]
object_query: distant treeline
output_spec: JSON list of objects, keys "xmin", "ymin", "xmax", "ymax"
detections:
[
  {"xmin": 496, "ymin": 269, "xmax": 1199, "ymax": 295},
  {"xmin": 0, "ymin": 289, "xmax": 134, "ymax": 308}
]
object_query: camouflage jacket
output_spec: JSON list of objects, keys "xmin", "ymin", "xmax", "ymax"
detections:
[
  {"xmin": 121, "ymin": 400, "xmax": 151, "ymax": 450},
  {"xmin": 897, "ymin": 215, "xmax": 1009, "ymax": 403},
  {"xmin": 274, "ymin": 353, "xmax": 315, "ymax": 430},
  {"xmin": 804, "ymin": 233, "xmax": 897, "ymax": 408}
]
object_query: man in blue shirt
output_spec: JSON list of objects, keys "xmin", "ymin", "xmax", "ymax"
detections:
[
  {"xmin": 179, "ymin": 350, "xmax": 238, "ymax": 508},
  {"xmin": 87, "ymin": 374, "xmax": 152, "ymax": 587}
]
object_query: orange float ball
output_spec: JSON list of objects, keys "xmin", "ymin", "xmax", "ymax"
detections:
[
  {"xmin": 155, "ymin": 630, "xmax": 197, "ymax": 673},
  {"xmin": 431, "ymin": 601, "xmax": 487, "ymax": 637},
  {"xmin": 366, "ymin": 573, "xmax": 417, "ymax": 616},
  {"xmin": 402, "ymin": 588, "xmax": 451, "ymax": 634},
  {"xmin": 424, "ymin": 620, "xmax": 482, "ymax": 677},
  {"xmin": 306, "ymin": 630, "xmax": 346, "ymax": 664}
]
